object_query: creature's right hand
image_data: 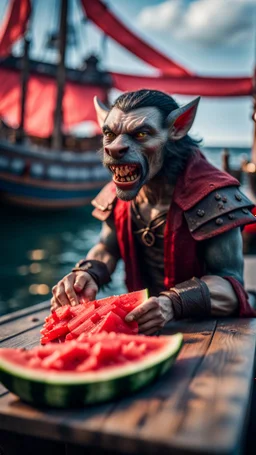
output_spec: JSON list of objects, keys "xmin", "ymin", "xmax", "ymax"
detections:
[{"xmin": 51, "ymin": 271, "xmax": 99, "ymax": 312}]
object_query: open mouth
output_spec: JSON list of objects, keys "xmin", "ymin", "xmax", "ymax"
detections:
[{"xmin": 108, "ymin": 164, "xmax": 141, "ymax": 186}]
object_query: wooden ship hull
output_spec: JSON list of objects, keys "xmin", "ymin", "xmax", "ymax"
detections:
[
  {"xmin": 0, "ymin": 139, "xmax": 110, "ymax": 209},
  {"xmin": 0, "ymin": 0, "xmax": 113, "ymax": 210}
]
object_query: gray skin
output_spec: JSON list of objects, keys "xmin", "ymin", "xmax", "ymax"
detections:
[{"xmin": 51, "ymin": 105, "xmax": 244, "ymax": 334}]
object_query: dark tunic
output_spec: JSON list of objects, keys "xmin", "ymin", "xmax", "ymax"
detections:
[{"xmin": 131, "ymin": 200, "xmax": 167, "ymax": 296}]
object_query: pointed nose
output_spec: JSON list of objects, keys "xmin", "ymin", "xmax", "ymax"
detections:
[{"xmin": 105, "ymin": 145, "xmax": 129, "ymax": 160}]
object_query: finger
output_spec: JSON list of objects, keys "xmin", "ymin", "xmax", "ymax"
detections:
[
  {"xmin": 139, "ymin": 319, "xmax": 163, "ymax": 333},
  {"xmin": 54, "ymin": 282, "xmax": 70, "ymax": 307},
  {"xmin": 50, "ymin": 297, "xmax": 59, "ymax": 312},
  {"xmin": 83, "ymin": 277, "xmax": 98, "ymax": 301},
  {"xmin": 136, "ymin": 309, "xmax": 161, "ymax": 325},
  {"xmin": 63, "ymin": 275, "xmax": 79, "ymax": 306},
  {"xmin": 125, "ymin": 297, "xmax": 158, "ymax": 322},
  {"xmin": 74, "ymin": 273, "xmax": 88, "ymax": 293}
]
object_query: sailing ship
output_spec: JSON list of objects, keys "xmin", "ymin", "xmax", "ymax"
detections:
[
  {"xmin": 0, "ymin": 0, "xmax": 111, "ymax": 209},
  {"xmin": 0, "ymin": 0, "xmax": 255, "ymax": 210}
]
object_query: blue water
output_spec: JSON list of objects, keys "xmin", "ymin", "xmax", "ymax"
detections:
[{"xmin": 0, "ymin": 146, "xmax": 252, "ymax": 316}]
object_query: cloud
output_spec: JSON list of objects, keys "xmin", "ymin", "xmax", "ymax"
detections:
[{"xmin": 137, "ymin": 0, "xmax": 255, "ymax": 48}]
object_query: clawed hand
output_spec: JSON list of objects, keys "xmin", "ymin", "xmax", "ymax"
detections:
[{"xmin": 125, "ymin": 296, "xmax": 174, "ymax": 335}]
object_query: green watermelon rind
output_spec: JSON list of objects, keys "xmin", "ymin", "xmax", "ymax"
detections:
[{"xmin": 0, "ymin": 333, "xmax": 182, "ymax": 408}]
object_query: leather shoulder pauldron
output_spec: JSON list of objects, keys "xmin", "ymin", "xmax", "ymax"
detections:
[
  {"xmin": 184, "ymin": 186, "xmax": 256, "ymax": 240},
  {"xmin": 91, "ymin": 182, "xmax": 117, "ymax": 221}
]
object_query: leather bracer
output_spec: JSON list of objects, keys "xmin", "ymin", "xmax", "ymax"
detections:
[
  {"xmin": 72, "ymin": 259, "xmax": 111, "ymax": 289},
  {"xmin": 160, "ymin": 277, "xmax": 211, "ymax": 319}
]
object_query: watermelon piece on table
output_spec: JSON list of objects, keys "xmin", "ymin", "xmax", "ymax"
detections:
[
  {"xmin": 41, "ymin": 289, "xmax": 148, "ymax": 344},
  {"xmin": 0, "ymin": 332, "xmax": 183, "ymax": 408},
  {"xmin": 41, "ymin": 319, "xmax": 70, "ymax": 344},
  {"xmin": 91, "ymin": 311, "xmax": 138, "ymax": 335},
  {"xmin": 67, "ymin": 303, "xmax": 95, "ymax": 332}
]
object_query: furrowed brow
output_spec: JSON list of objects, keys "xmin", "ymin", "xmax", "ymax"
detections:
[
  {"xmin": 102, "ymin": 124, "xmax": 114, "ymax": 134},
  {"xmin": 129, "ymin": 123, "xmax": 156, "ymax": 134}
]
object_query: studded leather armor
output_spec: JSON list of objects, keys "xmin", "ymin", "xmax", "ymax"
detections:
[{"xmin": 184, "ymin": 186, "xmax": 255, "ymax": 240}]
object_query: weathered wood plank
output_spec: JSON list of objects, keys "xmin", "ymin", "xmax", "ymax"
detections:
[
  {"xmin": 0, "ymin": 301, "xmax": 50, "ymax": 324},
  {"xmin": 168, "ymin": 318, "xmax": 256, "ymax": 455},
  {"xmin": 98, "ymin": 320, "xmax": 217, "ymax": 454},
  {"xmin": 0, "ymin": 394, "xmax": 116, "ymax": 450},
  {"xmin": 0, "ymin": 309, "xmax": 49, "ymax": 343},
  {"xmin": 0, "ymin": 429, "xmax": 65, "ymax": 455}
]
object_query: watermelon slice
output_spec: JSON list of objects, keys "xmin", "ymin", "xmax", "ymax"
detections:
[
  {"xmin": 0, "ymin": 332, "xmax": 183, "ymax": 408},
  {"xmin": 90, "ymin": 311, "xmax": 138, "ymax": 335},
  {"xmin": 41, "ymin": 289, "xmax": 148, "ymax": 344}
]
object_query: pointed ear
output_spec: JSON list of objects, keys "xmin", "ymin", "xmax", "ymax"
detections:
[
  {"xmin": 167, "ymin": 97, "xmax": 200, "ymax": 141},
  {"xmin": 93, "ymin": 96, "xmax": 109, "ymax": 128}
]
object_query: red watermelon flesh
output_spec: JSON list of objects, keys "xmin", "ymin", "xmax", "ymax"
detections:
[
  {"xmin": 67, "ymin": 303, "xmax": 95, "ymax": 332},
  {"xmin": 4, "ymin": 332, "xmax": 169, "ymax": 373},
  {"xmin": 41, "ymin": 289, "xmax": 148, "ymax": 345},
  {"xmin": 90, "ymin": 312, "xmax": 138, "ymax": 336}
]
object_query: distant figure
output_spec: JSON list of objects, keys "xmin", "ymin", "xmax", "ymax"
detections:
[
  {"xmin": 51, "ymin": 90, "xmax": 256, "ymax": 334},
  {"xmin": 222, "ymin": 147, "xmax": 230, "ymax": 173}
]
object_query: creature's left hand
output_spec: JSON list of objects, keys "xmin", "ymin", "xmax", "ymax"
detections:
[{"xmin": 125, "ymin": 296, "xmax": 174, "ymax": 335}]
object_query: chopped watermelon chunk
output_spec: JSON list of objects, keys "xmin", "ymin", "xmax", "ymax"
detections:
[
  {"xmin": 41, "ymin": 290, "xmax": 147, "ymax": 344},
  {"xmin": 65, "ymin": 332, "xmax": 77, "ymax": 341},
  {"xmin": 71, "ymin": 318, "xmax": 95, "ymax": 336},
  {"xmin": 68, "ymin": 303, "xmax": 95, "ymax": 332},
  {"xmin": 69, "ymin": 304, "xmax": 86, "ymax": 317},
  {"xmin": 91, "ymin": 311, "xmax": 138, "ymax": 336},
  {"xmin": 54, "ymin": 305, "xmax": 71, "ymax": 321},
  {"xmin": 112, "ymin": 305, "xmax": 127, "ymax": 319},
  {"xmin": 92, "ymin": 339, "xmax": 122, "ymax": 362},
  {"xmin": 41, "ymin": 320, "xmax": 69, "ymax": 344}
]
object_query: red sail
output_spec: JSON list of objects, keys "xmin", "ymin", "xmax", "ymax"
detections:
[
  {"xmin": 80, "ymin": 0, "xmax": 191, "ymax": 77},
  {"xmin": 0, "ymin": 68, "xmax": 105, "ymax": 137},
  {"xmin": 0, "ymin": 0, "xmax": 31, "ymax": 57},
  {"xmin": 0, "ymin": 67, "xmax": 253, "ymax": 138},
  {"xmin": 111, "ymin": 72, "xmax": 253, "ymax": 98}
]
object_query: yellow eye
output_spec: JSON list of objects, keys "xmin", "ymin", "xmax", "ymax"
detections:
[
  {"xmin": 104, "ymin": 131, "xmax": 115, "ymax": 139},
  {"xmin": 135, "ymin": 131, "xmax": 147, "ymax": 139}
]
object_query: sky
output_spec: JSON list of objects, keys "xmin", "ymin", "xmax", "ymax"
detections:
[{"xmin": 2, "ymin": 0, "xmax": 256, "ymax": 147}]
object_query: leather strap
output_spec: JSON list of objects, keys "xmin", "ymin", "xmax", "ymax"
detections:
[
  {"xmin": 160, "ymin": 277, "xmax": 211, "ymax": 319},
  {"xmin": 72, "ymin": 259, "xmax": 111, "ymax": 289}
]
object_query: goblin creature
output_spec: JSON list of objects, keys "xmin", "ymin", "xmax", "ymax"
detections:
[{"xmin": 51, "ymin": 90, "xmax": 256, "ymax": 333}]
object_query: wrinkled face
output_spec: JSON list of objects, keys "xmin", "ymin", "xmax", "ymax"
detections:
[{"xmin": 102, "ymin": 106, "xmax": 168, "ymax": 201}]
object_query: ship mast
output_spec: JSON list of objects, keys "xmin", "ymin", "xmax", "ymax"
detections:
[
  {"xmin": 16, "ymin": 38, "xmax": 30, "ymax": 144},
  {"xmin": 52, "ymin": 0, "xmax": 68, "ymax": 150},
  {"xmin": 251, "ymin": 66, "xmax": 256, "ymax": 164}
]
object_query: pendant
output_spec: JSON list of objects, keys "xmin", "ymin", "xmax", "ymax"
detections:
[{"xmin": 141, "ymin": 229, "xmax": 155, "ymax": 247}]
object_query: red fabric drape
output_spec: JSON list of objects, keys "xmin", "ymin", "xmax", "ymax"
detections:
[
  {"xmin": 0, "ymin": 0, "xmax": 31, "ymax": 57},
  {"xmin": 80, "ymin": 0, "xmax": 191, "ymax": 77},
  {"xmin": 0, "ymin": 68, "xmax": 105, "ymax": 137},
  {"xmin": 111, "ymin": 72, "xmax": 253, "ymax": 97}
]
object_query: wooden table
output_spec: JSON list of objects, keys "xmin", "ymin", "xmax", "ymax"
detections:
[{"xmin": 0, "ymin": 303, "xmax": 256, "ymax": 455}]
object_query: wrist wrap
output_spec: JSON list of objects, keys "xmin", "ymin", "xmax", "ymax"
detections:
[
  {"xmin": 72, "ymin": 259, "xmax": 111, "ymax": 289},
  {"xmin": 160, "ymin": 277, "xmax": 211, "ymax": 319}
]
